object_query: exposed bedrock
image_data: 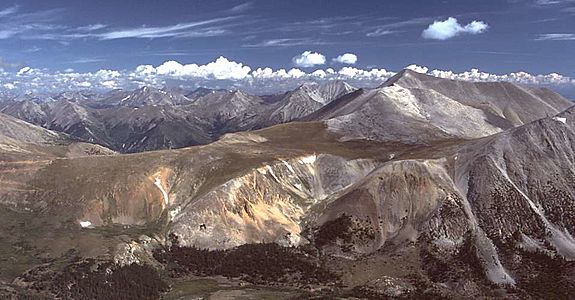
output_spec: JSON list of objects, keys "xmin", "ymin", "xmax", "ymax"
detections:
[{"xmin": 168, "ymin": 154, "xmax": 379, "ymax": 249}]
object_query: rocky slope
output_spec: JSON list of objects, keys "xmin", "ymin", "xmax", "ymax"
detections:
[
  {"xmin": 306, "ymin": 70, "xmax": 572, "ymax": 144},
  {"xmin": 385, "ymin": 69, "xmax": 572, "ymax": 126},
  {"xmin": 264, "ymin": 80, "xmax": 357, "ymax": 125},
  {"xmin": 99, "ymin": 86, "xmax": 192, "ymax": 108},
  {"xmin": 0, "ymin": 83, "xmax": 357, "ymax": 153}
]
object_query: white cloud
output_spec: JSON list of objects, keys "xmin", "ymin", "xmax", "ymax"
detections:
[
  {"xmin": 533, "ymin": 0, "xmax": 574, "ymax": 5},
  {"xmin": 337, "ymin": 67, "xmax": 395, "ymax": 80},
  {"xmin": 100, "ymin": 80, "xmax": 117, "ymax": 89},
  {"xmin": 1, "ymin": 57, "xmax": 574, "ymax": 96},
  {"xmin": 230, "ymin": 2, "xmax": 254, "ymax": 12},
  {"xmin": 95, "ymin": 69, "xmax": 121, "ymax": 80},
  {"xmin": 405, "ymin": 64, "xmax": 429, "ymax": 74},
  {"xmin": 242, "ymin": 38, "xmax": 323, "ymax": 48},
  {"xmin": 0, "ymin": 5, "xmax": 19, "ymax": 17},
  {"xmin": 292, "ymin": 51, "xmax": 326, "ymax": 67},
  {"xmin": 429, "ymin": 68, "xmax": 573, "ymax": 85},
  {"xmin": 16, "ymin": 66, "xmax": 32, "ymax": 76},
  {"xmin": 76, "ymin": 24, "xmax": 107, "ymax": 32},
  {"xmin": 366, "ymin": 29, "xmax": 395, "ymax": 37},
  {"xmin": 3, "ymin": 83, "xmax": 16, "ymax": 89},
  {"xmin": 137, "ymin": 56, "xmax": 252, "ymax": 80},
  {"xmin": 333, "ymin": 53, "xmax": 358, "ymax": 64},
  {"xmin": 311, "ymin": 69, "xmax": 327, "ymax": 78},
  {"xmin": 287, "ymin": 68, "xmax": 306, "ymax": 78},
  {"xmin": 95, "ymin": 18, "xmax": 235, "ymax": 40},
  {"xmin": 0, "ymin": 5, "xmax": 238, "ymax": 41},
  {"xmin": 422, "ymin": 17, "xmax": 489, "ymax": 40},
  {"xmin": 536, "ymin": 33, "xmax": 575, "ymax": 40},
  {"xmin": 77, "ymin": 81, "xmax": 92, "ymax": 87}
]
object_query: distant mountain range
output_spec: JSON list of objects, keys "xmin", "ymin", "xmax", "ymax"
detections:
[{"xmin": 0, "ymin": 80, "xmax": 358, "ymax": 152}]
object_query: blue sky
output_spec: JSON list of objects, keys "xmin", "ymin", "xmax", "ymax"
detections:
[{"xmin": 0, "ymin": 0, "xmax": 574, "ymax": 95}]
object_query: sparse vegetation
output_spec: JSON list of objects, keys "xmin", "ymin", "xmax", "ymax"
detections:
[
  {"xmin": 37, "ymin": 259, "xmax": 169, "ymax": 300},
  {"xmin": 154, "ymin": 235, "xmax": 338, "ymax": 286},
  {"xmin": 313, "ymin": 214, "xmax": 376, "ymax": 251}
]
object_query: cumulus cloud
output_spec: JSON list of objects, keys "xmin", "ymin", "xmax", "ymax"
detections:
[
  {"xmin": 333, "ymin": 53, "xmax": 358, "ymax": 64},
  {"xmin": 422, "ymin": 17, "xmax": 489, "ymax": 40},
  {"xmin": 292, "ymin": 51, "xmax": 326, "ymax": 67},
  {"xmin": 405, "ymin": 64, "xmax": 429, "ymax": 74},
  {"xmin": 3, "ymin": 83, "xmax": 16, "ymax": 89},
  {"xmin": 337, "ymin": 67, "xmax": 395, "ymax": 80},
  {"xmin": 16, "ymin": 66, "xmax": 32, "ymax": 76},
  {"xmin": 1, "ymin": 57, "xmax": 574, "ymax": 96},
  {"xmin": 429, "ymin": 68, "xmax": 573, "ymax": 85},
  {"xmin": 135, "ymin": 56, "xmax": 251, "ymax": 80}
]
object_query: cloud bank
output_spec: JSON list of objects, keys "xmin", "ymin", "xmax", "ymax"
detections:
[
  {"xmin": 1, "ymin": 57, "xmax": 574, "ymax": 96},
  {"xmin": 422, "ymin": 17, "xmax": 489, "ymax": 40}
]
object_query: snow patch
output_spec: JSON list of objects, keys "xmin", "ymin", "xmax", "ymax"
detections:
[
  {"xmin": 279, "ymin": 159, "xmax": 296, "ymax": 174},
  {"xmin": 265, "ymin": 165, "xmax": 280, "ymax": 182},
  {"xmin": 553, "ymin": 117, "xmax": 567, "ymax": 124},
  {"xmin": 154, "ymin": 176, "xmax": 170, "ymax": 205},
  {"xmin": 169, "ymin": 206, "xmax": 182, "ymax": 221},
  {"xmin": 519, "ymin": 234, "xmax": 544, "ymax": 252},
  {"xmin": 79, "ymin": 221, "xmax": 92, "ymax": 228},
  {"xmin": 299, "ymin": 154, "xmax": 317, "ymax": 165},
  {"xmin": 493, "ymin": 160, "xmax": 575, "ymax": 259},
  {"xmin": 447, "ymin": 167, "xmax": 516, "ymax": 285}
]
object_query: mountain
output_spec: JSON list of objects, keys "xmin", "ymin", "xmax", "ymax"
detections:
[
  {"xmin": 46, "ymin": 100, "xmax": 113, "ymax": 146},
  {"xmin": 99, "ymin": 86, "xmax": 192, "ymax": 108},
  {"xmin": 52, "ymin": 90, "xmax": 104, "ymax": 103},
  {"xmin": 1, "ymin": 97, "xmax": 211, "ymax": 153},
  {"xmin": 305, "ymin": 69, "xmax": 572, "ymax": 144},
  {"xmin": 0, "ymin": 84, "xmax": 357, "ymax": 153},
  {"xmin": 264, "ymin": 80, "xmax": 357, "ymax": 125},
  {"xmin": 2, "ymin": 72, "xmax": 575, "ymax": 298},
  {"xmin": 0, "ymin": 112, "xmax": 113, "ymax": 161},
  {"xmin": 185, "ymin": 87, "xmax": 230, "ymax": 100},
  {"xmin": 186, "ymin": 90, "xmax": 268, "ymax": 133},
  {"xmin": 0, "ymin": 99, "xmax": 49, "ymax": 126},
  {"xmin": 99, "ymin": 105, "xmax": 212, "ymax": 152},
  {"xmin": 385, "ymin": 69, "xmax": 572, "ymax": 125},
  {"xmin": 0, "ymin": 111, "xmax": 62, "ymax": 144},
  {"xmin": 315, "ymin": 80, "xmax": 357, "ymax": 101},
  {"xmin": 3, "ymin": 106, "xmax": 575, "ymax": 298},
  {"xmin": 96, "ymin": 89, "xmax": 268, "ymax": 152},
  {"xmin": 2, "ymin": 99, "xmax": 114, "ymax": 148}
]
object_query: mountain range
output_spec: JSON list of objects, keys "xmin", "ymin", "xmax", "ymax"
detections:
[
  {"xmin": 0, "ymin": 80, "xmax": 356, "ymax": 153},
  {"xmin": 1, "ymin": 70, "xmax": 574, "ymax": 299}
]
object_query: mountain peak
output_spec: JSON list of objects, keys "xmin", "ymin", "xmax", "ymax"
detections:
[{"xmin": 380, "ymin": 68, "xmax": 432, "ymax": 88}]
